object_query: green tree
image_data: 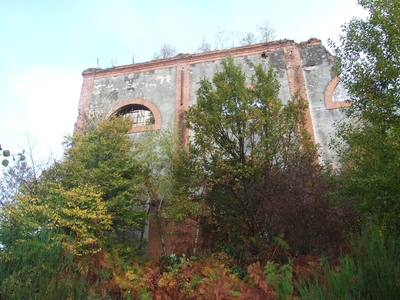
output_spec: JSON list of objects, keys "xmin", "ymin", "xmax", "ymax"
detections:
[
  {"xmin": 134, "ymin": 126, "xmax": 177, "ymax": 255},
  {"xmin": 54, "ymin": 116, "xmax": 148, "ymax": 253},
  {"xmin": 164, "ymin": 141, "xmax": 207, "ymax": 256},
  {"xmin": 0, "ymin": 117, "xmax": 166, "ymax": 298},
  {"xmin": 185, "ymin": 56, "xmax": 340, "ymax": 257},
  {"xmin": 330, "ymin": 0, "xmax": 400, "ymax": 126},
  {"xmin": 331, "ymin": 0, "xmax": 400, "ymax": 232},
  {"xmin": 0, "ymin": 117, "xmax": 148, "ymax": 257}
]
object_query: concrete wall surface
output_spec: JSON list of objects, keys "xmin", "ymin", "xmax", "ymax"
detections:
[
  {"xmin": 75, "ymin": 38, "xmax": 350, "ymax": 257},
  {"xmin": 76, "ymin": 38, "xmax": 349, "ymax": 163}
]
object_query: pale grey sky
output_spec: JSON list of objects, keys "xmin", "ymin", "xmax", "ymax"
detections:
[{"xmin": 0, "ymin": 0, "xmax": 366, "ymax": 163}]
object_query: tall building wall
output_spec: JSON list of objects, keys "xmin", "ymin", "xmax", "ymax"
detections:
[{"xmin": 75, "ymin": 38, "xmax": 350, "ymax": 257}]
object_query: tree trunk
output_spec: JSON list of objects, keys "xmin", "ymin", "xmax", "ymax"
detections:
[
  {"xmin": 155, "ymin": 198, "xmax": 167, "ymax": 255},
  {"xmin": 193, "ymin": 218, "xmax": 201, "ymax": 256}
]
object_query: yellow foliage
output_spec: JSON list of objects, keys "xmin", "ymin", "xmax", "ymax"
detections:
[{"xmin": 157, "ymin": 272, "xmax": 177, "ymax": 287}]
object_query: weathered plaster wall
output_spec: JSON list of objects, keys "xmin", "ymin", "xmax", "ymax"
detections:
[
  {"xmin": 89, "ymin": 67, "xmax": 177, "ymax": 129},
  {"xmin": 300, "ymin": 44, "xmax": 349, "ymax": 164},
  {"xmin": 75, "ymin": 38, "xmax": 350, "ymax": 165},
  {"xmin": 189, "ymin": 52, "xmax": 291, "ymax": 107},
  {"xmin": 75, "ymin": 39, "xmax": 350, "ymax": 258}
]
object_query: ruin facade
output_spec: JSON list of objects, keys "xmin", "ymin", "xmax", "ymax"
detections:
[{"xmin": 75, "ymin": 38, "xmax": 349, "ymax": 257}]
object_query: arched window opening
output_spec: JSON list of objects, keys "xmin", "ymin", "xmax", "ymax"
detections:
[
  {"xmin": 115, "ymin": 104, "xmax": 155, "ymax": 127},
  {"xmin": 105, "ymin": 99, "xmax": 161, "ymax": 133},
  {"xmin": 324, "ymin": 77, "xmax": 351, "ymax": 110},
  {"xmin": 332, "ymin": 81, "xmax": 349, "ymax": 102}
]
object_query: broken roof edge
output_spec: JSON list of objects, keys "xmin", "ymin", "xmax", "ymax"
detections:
[{"xmin": 82, "ymin": 38, "xmax": 322, "ymax": 78}]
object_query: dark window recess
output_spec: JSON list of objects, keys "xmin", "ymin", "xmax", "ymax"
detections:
[{"xmin": 115, "ymin": 104, "xmax": 155, "ymax": 126}]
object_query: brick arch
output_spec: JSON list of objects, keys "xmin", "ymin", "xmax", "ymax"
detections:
[
  {"xmin": 105, "ymin": 98, "xmax": 162, "ymax": 133},
  {"xmin": 324, "ymin": 76, "xmax": 351, "ymax": 110}
]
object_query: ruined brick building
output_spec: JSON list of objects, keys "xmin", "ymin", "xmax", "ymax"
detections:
[{"xmin": 75, "ymin": 38, "xmax": 349, "ymax": 257}]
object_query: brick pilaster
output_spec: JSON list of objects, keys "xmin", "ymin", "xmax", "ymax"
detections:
[
  {"xmin": 74, "ymin": 74, "xmax": 95, "ymax": 134},
  {"xmin": 283, "ymin": 44, "xmax": 316, "ymax": 142},
  {"xmin": 175, "ymin": 63, "xmax": 191, "ymax": 146}
]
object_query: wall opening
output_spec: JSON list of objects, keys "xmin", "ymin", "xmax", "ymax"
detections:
[
  {"xmin": 105, "ymin": 99, "xmax": 161, "ymax": 133},
  {"xmin": 115, "ymin": 104, "xmax": 155, "ymax": 127},
  {"xmin": 324, "ymin": 76, "xmax": 351, "ymax": 110}
]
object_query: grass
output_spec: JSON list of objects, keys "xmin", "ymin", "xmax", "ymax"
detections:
[{"xmin": 298, "ymin": 226, "xmax": 400, "ymax": 299}]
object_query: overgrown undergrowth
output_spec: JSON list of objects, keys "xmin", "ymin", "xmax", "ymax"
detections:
[{"xmin": 1, "ymin": 226, "xmax": 398, "ymax": 299}]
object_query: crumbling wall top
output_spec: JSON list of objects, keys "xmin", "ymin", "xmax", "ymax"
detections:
[{"xmin": 82, "ymin": 39, "xmax": 322, "ymax": 79}]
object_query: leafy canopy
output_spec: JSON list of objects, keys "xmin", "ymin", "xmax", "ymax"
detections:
[
  {"xmin": 330, "ymin": 0, "xmax": 400, "ymax": 126},
  {"xmin": 331, "ymin": 0, "xmax": 400, "ymax": 232},
  {"xmin": 184, "ymin": 56, "xmax": 338, "ymax": 257},
  {"xmin": 0, "ymin": 116, "xmax": 148, "ymax": 256}
]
